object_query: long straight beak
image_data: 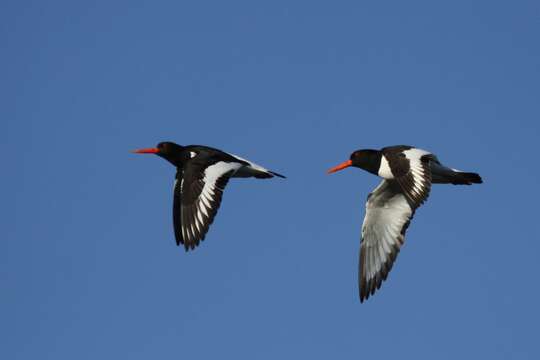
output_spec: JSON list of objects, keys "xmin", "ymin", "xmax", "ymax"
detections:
[
  {"xmin": 131, "ymin": 147, "xmax": 159, "ymax": 154},
  {"xmin": 327, "ymin": 160, "xmax": 352, "ymax": 174}
]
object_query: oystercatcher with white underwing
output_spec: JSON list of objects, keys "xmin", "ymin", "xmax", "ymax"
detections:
[
  {"xmin": 133, "ymin": 142, "xmax": 285, "ymax": 251},
  {"xmin": 327, "ymin": 145, "xmax": 482, "ymax": 302}
]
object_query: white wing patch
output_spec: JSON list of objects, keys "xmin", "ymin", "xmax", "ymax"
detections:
[
  {"xmin": 402, "ymin": 148, "xmax": 431, "ymax": 158},
  {"xmin": 176, "ymin": 178, "xmax": 183, "ymax": 192},
  {"xmin": 229, "ymin": 153, "xmax": 269, "ymax": 172},
  {"xmin": 184, "ymin": 161, "xmax": 241, "ymax": 244},
  {"xmin": 203, "ymin": 161, "xmax": 242, "ymax": 184},
  {"xmin": 401, "ymin": 148, "xmax": 432, "ymax": 205},
  {"xmin": 198, "ymin": 162, "xmax": 240, "ymax": 208}
]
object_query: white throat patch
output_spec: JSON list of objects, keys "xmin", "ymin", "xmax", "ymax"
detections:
[{"xmin": 378, "ymin": 155, "xmax": 394, "ymax": 179}]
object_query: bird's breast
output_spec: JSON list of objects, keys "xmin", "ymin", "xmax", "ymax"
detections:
[{"xmin": 377, "ymin": 155, "xmax": 394, "ymax": 179}]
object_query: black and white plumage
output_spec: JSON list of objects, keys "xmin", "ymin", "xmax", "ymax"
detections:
[
  {"xmin": 328, "ymin": 145, "xmax": 482, "ymax": 302},
  {"xmin": 133, "ymin": 142, "xmax": 285, "ymax": 251}
]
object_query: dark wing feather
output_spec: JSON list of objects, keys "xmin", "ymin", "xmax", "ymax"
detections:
[
  {"xmin": 172, "ymin": 171, "xmax": 184, "ymax": 246},
  {"xmin": 393, "ymin": 150, "xmax": 433, "ymax": 209},
  {"xmin": 174, "ymin": 161, "xmax": 240, "ymax": 251}
]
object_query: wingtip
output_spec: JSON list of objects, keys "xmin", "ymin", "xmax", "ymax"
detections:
[
  {"xmin": 476, "ymin": 175, "xmax": 483, "ymax": 184},
  {"xmin": 359, "ymin": 290, "xmax": 367, "ymax": 303},
  {"xmin": 270, "ymin": 171, "xmax": 286, "ymax": 179},
  {"xmin": 359, "ymin": 284, "xmax": 367, "ymax": 303}
]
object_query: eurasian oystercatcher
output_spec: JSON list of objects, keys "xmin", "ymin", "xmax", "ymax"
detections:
[
  {"xmin": 327, "ymin": 145, "xmax": 482, "ymax": 302},
  {"xmin": 133, "ymin": 142, "xmax": 285, "ymax": 251}
]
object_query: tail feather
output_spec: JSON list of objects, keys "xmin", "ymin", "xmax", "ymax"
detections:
[
  {"xmin": 430, "ymin": 163, "xmax": 482, "ymax": 185},
  {"xmin": 451, "ymin": 172, "xmax": 482, "ymax": 185},
  {"xmin": 253, "ymin": 170, "xmax": 286, "ymax": 179},
  {"xmin": 269, "ymin": 171, "xmax": 286, "ymax": 179}
]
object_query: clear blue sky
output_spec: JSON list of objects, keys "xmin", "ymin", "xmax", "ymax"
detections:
[{"xmin": 3, "ymin": 1, "xmax": 539, "ymax": 359}]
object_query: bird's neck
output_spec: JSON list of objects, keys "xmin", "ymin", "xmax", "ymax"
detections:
[
  {"xmin": 159, "ymin": 149, "xmax": 186, "ymax": 167},
  {"xmin": 358, "ymin": 151, "xmax": 382, "ymax": 175}
]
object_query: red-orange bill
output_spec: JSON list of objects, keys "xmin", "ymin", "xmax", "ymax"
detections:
[
  {"xmin": 327, "ymin": 160, "xmax": 352, "ymax": 174},
  {"xmin": 131, "ymin": 147, "xmax": 159, "ymax": 154}
]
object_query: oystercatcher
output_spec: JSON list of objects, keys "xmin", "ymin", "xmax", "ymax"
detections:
[
  {"xmin": 327, "ymin": 145, "xmax": 482, "ymax": 302},
  {"xmin": 132, "ymin": 142, "xmax": 285, "ymax": 251}
]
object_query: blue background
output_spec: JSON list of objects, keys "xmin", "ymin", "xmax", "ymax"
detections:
[{"xmin": 3, "ymin": 1, "xmax": 539, "ymax": 358}]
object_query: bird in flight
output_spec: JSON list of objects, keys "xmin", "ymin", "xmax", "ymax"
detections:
[
  {"xmin": 327, "ymin": 145, "xmax": 482, "ymax": 302},
  {"xmin": 133, "ymin": 142, "xmax": 285, "ymax": 251}
]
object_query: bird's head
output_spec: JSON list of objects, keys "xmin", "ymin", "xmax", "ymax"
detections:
[
  {"xmin": 327, "ymin": 149, "xmax": 380, "ymax": 175},
  {"xmin": 132, "ymin": 141, "xmax": 185, "ymax": 166}
]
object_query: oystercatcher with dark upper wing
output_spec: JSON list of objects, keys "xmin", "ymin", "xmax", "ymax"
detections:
[
  {"xmin": 133, "ymin": 142, "xmax": 285, "ymax": 251},
  {"xmin": 327, "ymin": 145, "xmax": 482, "ymax": 302}
]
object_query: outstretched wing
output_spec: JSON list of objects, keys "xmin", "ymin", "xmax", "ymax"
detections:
[
  {"xmin": 173, "ymin": 171, "xmax": 184, "ymax": 246},
  {"xmin": 359, "ymin": 180, "xmax": 415, "ymax": 302},
  {"xmin": 173, "ymin": 161, "xmax": 241, "ymax": 251}
]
